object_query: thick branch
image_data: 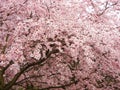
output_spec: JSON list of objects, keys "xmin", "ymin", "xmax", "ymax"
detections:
[
  {"xmin": 0, "ymin": 71, "xmax": 4, "ymax": 90},
  {"xmin": 15, "ymin": 75, "xmax": 44, "ymax": 85},
  {"xmin": 0, "ymin": 60, "xmax": 13, "ymax": 90},
  {"xmin": 39, "ymin": 79, "xmax": 79, "ymax": 90},
  {"xmin": 2, "ymin": 60, "xmax": 14, "ymax": 75},
  {"xmin": 4, "ymin": 51, "xmax": 53, "ymax": 90},
  {"xmin": 4, "ymin": 59, "xmax": 46, "ymax": 90}
]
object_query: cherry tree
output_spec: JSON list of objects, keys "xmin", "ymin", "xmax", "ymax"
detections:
[{"xmin": 0, "ymin": 0, "xmax": 120, "ymax": 90}]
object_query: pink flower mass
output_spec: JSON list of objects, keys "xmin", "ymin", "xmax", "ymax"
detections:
[{"xmin": 0, "ymin": 0, "xmax": 120, "ymax": 90}]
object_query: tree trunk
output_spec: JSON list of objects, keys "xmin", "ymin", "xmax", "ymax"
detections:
[{"xmin": 0, "ymin": 71, "xmax": 5, "ymax": 90}]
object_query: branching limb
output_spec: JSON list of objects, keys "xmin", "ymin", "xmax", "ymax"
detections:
[
  {"xmin": 4, "ymin": 50, "xmax": 53, "ymax": 90},
  {"xmin": 0, "ymin": 60, "xmax": 13, "ymax": 90},
  {"xmin": 38, "ymin": 79, "xmax": 79, "ymax": 90},
  {"xmin": 2, "ymin": 60, "xmax": 14, "ymax": 75}
]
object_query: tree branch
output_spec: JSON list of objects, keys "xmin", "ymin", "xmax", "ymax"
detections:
[
  {"xmin": 2, "ymin": 60, "xmax": 14, "ymax": 75},
  {"xmin": 38, "ymin": 79, "xmax": 79, "ymax": 90},
  {"xmin": 4, "ymin": 50, "xmax": 53, "ymax": 90},
  {"xmin": 0, "ymin": 60, "xmax": 13, "ymax": 90}
]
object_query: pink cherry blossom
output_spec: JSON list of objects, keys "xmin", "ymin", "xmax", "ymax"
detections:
[{"xmin": 0, "ymin": 0, "xmax": 120, "ymax": 90}]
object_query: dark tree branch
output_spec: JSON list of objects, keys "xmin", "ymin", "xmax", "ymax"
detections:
[
  {"xmin": 4, "ymin": 59, "xmax": 46, "ymax": 90},
  {"xmin": 0, "ymin": 71, "xmax": 4, "ymax": 90},
  {"xmin": 4, "ymin": 50, "xmax": 53, "ymax": 90},
  {"xmin": 97, "ymin": 1, "xmax": 109, "ymax": 16},
  {"xmin": 15, "ymin": 75, "xmax": 44, "ymax": 84},
  {"xmin": 0, "ymin": 60, "xmax": 13, "ymax": 90},
  {"xmin": 2, "ymin": 60, "xmax": 14, "ymax": 75},
  {"xmin": 38, "ymin": 79, "xmax": 79, "ymax": 90},
  {"xmin": 23, "ymin": 0, "xmax": 28, "ymax": 4}
]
